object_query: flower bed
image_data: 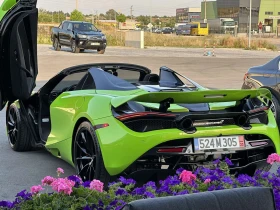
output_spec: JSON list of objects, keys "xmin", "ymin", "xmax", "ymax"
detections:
[{"xmin": 1, "ymin": 155, "xmax": 280, "ymax": 210}]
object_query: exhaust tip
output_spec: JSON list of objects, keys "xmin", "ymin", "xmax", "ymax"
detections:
[
  {"xmin": 235, "ymin": 115, "xmax": 248, "ymax": 127},
  {"xmin": 181, "ymin": 118, "xmax": 193, "ymax": 130}
]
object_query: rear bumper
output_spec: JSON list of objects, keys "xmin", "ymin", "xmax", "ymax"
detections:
[{"xmin": 94, "ymin": 111, "xmax": 280, "ymax": 176}]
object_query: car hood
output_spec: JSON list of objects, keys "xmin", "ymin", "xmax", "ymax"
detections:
[{"xmin": 248, "ymin": 55, "xmax": 280, "ymax": 73}]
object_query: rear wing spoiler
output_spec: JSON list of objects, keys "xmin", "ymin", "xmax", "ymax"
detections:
[{"xmin": 111, "ymin": 88, "xmax": 271, "ymax": 108}]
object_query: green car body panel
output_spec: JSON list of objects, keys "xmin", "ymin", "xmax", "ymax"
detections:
[
  {"xmin": 0, "ymin": 0, "xmax": 17, "ymax": 20},
  {"xmin": 44, "ymin": 88, "xmax": 280, "ymax": 176}
]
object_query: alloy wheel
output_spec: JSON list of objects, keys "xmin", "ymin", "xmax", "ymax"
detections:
[
  {"xmin": 74, "ymin": 129, "xmax": 96, "ymax": 181},
  {"xmin": 7, "ymin": 107, "xmax": 18, "ymax": 146}
]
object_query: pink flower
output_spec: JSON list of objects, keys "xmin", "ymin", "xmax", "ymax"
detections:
[
  {"xmin": 267, "ymin": 153, "xmax": 280, "ymax": 165},
  {"xmin": 179, "ymin": 170, "xmax": 197, "ymax": 184},
  {"xmin": 204, "ymin": 179, "xmax": 211, "ymax": 184},
  {"xmin": 50, "ymin": 178, "xmax": 75, "ymax": 195},
  {"xmin": 57, "ymin": 168, "xmax": 64, "ymax": 176},
  {"xmin": 89, "ymin": 179, "xmax": 104, "ymax": 192},
  {"xmin": 41, "ymin": 176, "xmax": 55, "ymax": 186},
  {"xmin": 30, "ymin": 185, "xmax": 44, "ymax": 194}
]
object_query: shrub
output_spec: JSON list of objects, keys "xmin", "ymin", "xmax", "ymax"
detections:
[{"xmin": 1, "ymin": 154, "xmax": 280, "ymax": 210}]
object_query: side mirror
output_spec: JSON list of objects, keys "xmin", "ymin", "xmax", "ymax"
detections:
[{"xmin": 98, "ymin": 29, "xmax": 102, "ymax": 32}]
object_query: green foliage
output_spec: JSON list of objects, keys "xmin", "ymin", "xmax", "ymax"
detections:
[
  {"xmin": 116, "ymin": 13, "xmax": 126, "ymax": 23},
  {"xmin": 70, "ymin": 10, "xmax": 85, "ymax": 21},
  {"xmin": 38, "ymin": 9, "xmax": 66, "ymax": 23},
  {"xmin": 105, "ymin": 9, "xmax": 117, "ymax": 20},
  {"xmin": 136, "ymin": 15, "xmax": 150, "ymax": 25}
]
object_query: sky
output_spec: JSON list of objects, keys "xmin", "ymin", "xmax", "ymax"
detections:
[{"xmin": 35, "ymin": 0, "xmax": 205, "ymax": 16}]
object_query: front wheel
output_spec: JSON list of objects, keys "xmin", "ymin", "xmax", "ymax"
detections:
[
  {"xmin": 71, "ymin": 40, "xmax": 80, "ymax": 53},
  {"xmin": 97, "ymin": 49, "xmax": 105, "ymax": 54},
  {"xmin": 6, "ymin": 104, "xmax": 32, "ymax": 152},
  {"xmin": 53, "ymin": 38, "xmax": 61, "ymax": 51},
  {"xmin": 73, "ymin": 121, "xmax": 110, "ymax": 184}
]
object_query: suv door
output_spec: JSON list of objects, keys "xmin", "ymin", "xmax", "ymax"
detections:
[{"xmin": 0, "ymin": 0, "xmax": 38, "ymax": 111}]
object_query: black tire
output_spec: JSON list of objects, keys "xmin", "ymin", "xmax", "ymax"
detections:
[
  {"xmin": 6, "ymin": 104, "xmax": 32, "ymax": 152},
  {"xmin": 71, "ymin": 40, "xmax": 80, "ymax": 53},
  {"xmin": 270, "ymin": 92, "xmax": 280, "ymax": 127},
  {"xmin": 53, "ymin": 38, "xmax": 61, "ymax": 51},
  {"xmin": 97, "ymin": 49, "xmax": 105, "ymax": 54},
  {"xmin": 80, "ymin": 49, "xmax": 85, "ymax": 52},
  {"xmin": 73, "ymin": 121, "xmax": 110, "ymax": 185}
]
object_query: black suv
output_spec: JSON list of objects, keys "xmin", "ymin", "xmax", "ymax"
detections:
[{"xmin": 51, "ymin": 21, "xmax": 107, "ymax": 54}]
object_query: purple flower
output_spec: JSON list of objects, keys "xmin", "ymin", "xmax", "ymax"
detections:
[
  {"xmin": 108, "ymin": 181, "xmax": 117, "ymax": 187},
  {"xmin": 68, "ymin": 175, "xmax": 82, "ymax": 188},
  {"xmin": 144, "ymin": 181, "xmax": 156, "ymax": 190},
  {"xmin": 82, "ymin": 181, "xmax": 91, "ymax": 188},
  {"xmin": 222, "ymin": 177, "xmax": 233, "ymax": 185},
  {"xmin": 208, "ymin": 185, "xmax": 216, "ymax": 191},
  {"xmin": 83, "ymin": 206, "xmax": 91, "ymax": 210},
  {"xmin": 119, "ymin": 176, "xmax": 136, "ymax": 185},
  {"xmin": 98, "ymin": 200, "xmax": 104, "ymax": 207},
  {"xmin": 132, "ymin": 187, "xmax": 146, "ymax": 196},
  {"xmin": 16, "ymin": 189, "xmax": 32, "ymax": 201},
  {"xmin": 213, "ymin": 159, "xmax": 220, "ymax": 164},
  {"xmin": 144, "ymin": 191, "xmax": 155, "ymax": 198},
  {"xmin": 109, "ymin": 200, "xmax": 118, "ymax": 206},
  {"xmin": 225, "ymin": 158, "xmax": 234, "ymax": 166},
  {"xmin": 115, "ymin": 188, "xmax": 128, "ymax": 196},
  {"xmin": 0, "ymin": 201, "xmax": 14, "ymax": 208},
  {"xmin": 177, "ymin": 190, "xmax": 189, "ymax": 195},
  {"xmin": 176, "ymin": 168, "xmax": 184, "ymax": 175}
]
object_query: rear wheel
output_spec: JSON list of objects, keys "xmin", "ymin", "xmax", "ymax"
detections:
[
  {"xmin": 53, "ymin": 38, "xmax": 61, "ymax": 51},
  {"xmin": 6, "ymin": 104, "xmax": 32, "ymax": 151},
  {"xmin": 73, "ymin": 121, "xmax": 110, "ymax": 184},
  {"xmin": 71, "ymin": 40, "xmax": 80, "ymax": 53},
  {"xmin": 97, "ymin": 49, "xmax": 105, "ymax": 54}
]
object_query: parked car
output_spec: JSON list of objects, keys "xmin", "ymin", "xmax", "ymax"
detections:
[
  {"xmin": 242, "ymin": 56, "xmax": 280, "ymax": 126},
  {"xmin": 154, "ymin": 28, "xmax": 162, "ymax": 34},
  {"xmin": 176, "ymin": 24, "xmax": 191, "ymax": 36},
  {"xmin": 162, "ymin": 27, "xmax": 173, "ymax": 34},
  {"xmin": 51, "ymin": 21, "xmax": 107, "ymax": 54}
]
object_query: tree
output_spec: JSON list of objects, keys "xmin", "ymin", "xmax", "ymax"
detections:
[
  {"xmin": 105, "ymin": 9, "xmax": 117, "ymax": 20},
  {"xmin": 136, "ymin": 15, "xmax": 150, "ymax": 25},
  {"xmin": 70, "ymin": 9, "xmax": 85, "ymax": 21},
  {"xmin": 116, "ymin": 13, "xmax": 126, "ymax": 23}
]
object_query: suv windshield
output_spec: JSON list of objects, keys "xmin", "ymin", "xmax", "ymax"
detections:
[{"xmin": 73, "ymin": 23, "xmax": 98, "ymax": 31}]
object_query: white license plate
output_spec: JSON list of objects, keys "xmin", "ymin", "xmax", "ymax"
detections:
[
  {"xmin": 194, "ymin": 136, "xmax": 245, "ymax": 151},
  {"xmin": 91, "ymin": 43, "xmax": 100, "ymax": 45}
]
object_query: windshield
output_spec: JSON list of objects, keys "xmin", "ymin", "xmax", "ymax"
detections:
[
  {"xmin": 223, "ymin": 22, "xmax": 235, "ymax": 27},
  {"xmin": 73, "ymin": 23, "xmax": 98, "ymax": 31}
]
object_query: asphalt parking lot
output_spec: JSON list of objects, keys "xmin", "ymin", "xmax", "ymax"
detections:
[{"xmin": 0, "ymin": 45, "xmax": 279, "ymax": 201}]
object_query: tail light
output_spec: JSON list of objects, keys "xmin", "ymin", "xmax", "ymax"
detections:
[
  {"xmin": 116, "ymin": 112, "xmax": 176, "ymax": 121},
  {"xmin": 157, "ymin": 147, "xmax": 185, "ymax": 153}
]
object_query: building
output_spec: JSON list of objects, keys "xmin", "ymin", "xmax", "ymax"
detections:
[
  {"xmin": 200, "ymin": 0, "xmax": 280, "ymax": 33},
  {"xmin": 201, "ymin": 1, "xmax": 218, "ymax": 20},
  {"xmin": 176, "ymin": 8, "xmax": 201, "ymax": 23}
]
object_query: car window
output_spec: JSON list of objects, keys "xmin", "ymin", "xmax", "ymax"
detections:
[
  {"xmin": 67, "ymin": 23, "xmax": 73, "ymax": 30},
  {"xmin": 62, "ymin": 22, "xmax": 69, "ymax": 30},
  {"xmin": 106, "ymin": 69, "xmax": 141, "ymax": 83},
  {"xmin": 52, "ymin": 72, "xmax": 87, "ymax": 92}
]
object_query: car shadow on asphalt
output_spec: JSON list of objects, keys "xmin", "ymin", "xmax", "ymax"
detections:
[{"xmin": 48, "ymin": 47, "xmax": 98, "ymax": 54}]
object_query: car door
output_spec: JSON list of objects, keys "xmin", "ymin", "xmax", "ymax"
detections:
[
  {"xmin": 59, "ymin": 21, "xmax": 69, "ymax": 45},
  {"xmin": 0, "ymin": 0, "xmax": 38, "ymax": 111}
]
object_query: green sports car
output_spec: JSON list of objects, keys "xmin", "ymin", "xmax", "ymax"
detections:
[{"xmin": 0, "ymin": 0, "xmax": 279, "ymax": 184}]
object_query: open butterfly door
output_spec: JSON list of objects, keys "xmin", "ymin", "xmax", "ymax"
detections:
[{"xmin": 0, "ymin": 0, "xmax": 38, "ymax": 110}]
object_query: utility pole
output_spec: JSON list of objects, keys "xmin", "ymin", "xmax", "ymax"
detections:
[
  {"xmin": 130, "ymin": 5, "xmax": 134, "ymax": 20},
  {"xmin": 115, "ymin": 10, "xmax": 117, "ymax": 31},
  {"xmin": 76, "ymin": 0, "xmax": 78, "ymax": 10},
  {"xmin": 92, "ymin": 11, "xmax": 94, "ymax": 24},
  {"xmin": 204, "ymin": 0, "xmax": 207, "ymax": 23},
  {"xmin": 249, "ymin": 0, "xmax": 252, "ymax": 48}
]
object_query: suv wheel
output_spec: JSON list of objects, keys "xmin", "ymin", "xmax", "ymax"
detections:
[
  {"xmin": 97, "ymin": 49, "xmax": 105, "ymax": 54},
  {"xmin": 71, "ymin": 40, "xmax": 80, "ymax": 53},
  {"xmin": 53, "ymin": 38, "xmax": 61, "ymax": 51}
]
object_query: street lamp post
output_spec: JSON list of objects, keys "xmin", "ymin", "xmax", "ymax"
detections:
[
  {"xmin": 204, "ymin": 0, "xmax": 207, "ymax": 23},
  {"xmin": 249, "ymin": 0, "xmax": 252, "ymax": 48}
]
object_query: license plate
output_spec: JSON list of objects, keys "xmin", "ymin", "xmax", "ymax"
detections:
[
  {"xmin": 194, "ymin": 136, "xmax": 245, "ymax": 151},
  {"xmin": 91, "ymin": 43, "xmax": 100, "ymax": 45}
]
